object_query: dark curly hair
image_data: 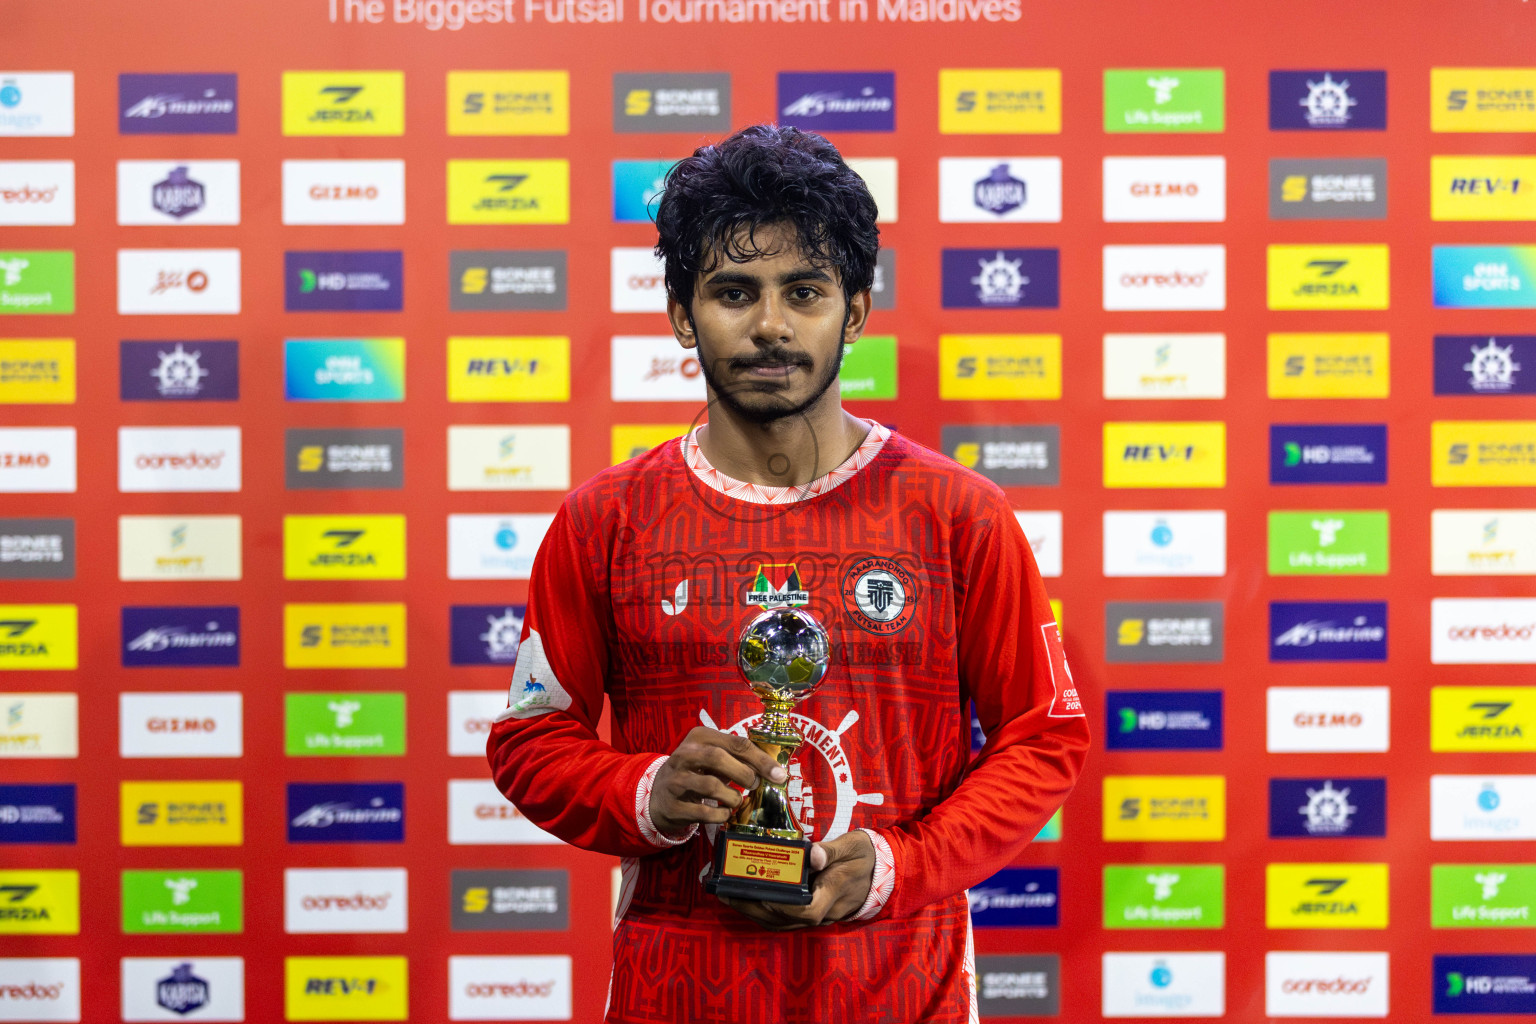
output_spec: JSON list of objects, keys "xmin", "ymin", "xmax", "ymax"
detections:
[{"xmin": 654, "ymin": 124, "xmax": 880, "ymax": 312}]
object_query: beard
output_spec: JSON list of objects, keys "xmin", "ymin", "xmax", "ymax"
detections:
[{"xmin": 696, "ymin": 340, "xmax": 846, "ymax": 425}]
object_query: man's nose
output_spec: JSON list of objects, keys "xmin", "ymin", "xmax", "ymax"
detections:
[{"xmin": 750, "ymin": 292, "xmax": 791, "ymax": 344}]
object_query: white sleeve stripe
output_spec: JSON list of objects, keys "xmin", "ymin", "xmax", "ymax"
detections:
[
  {"xmin": 850, "ymin": 827, "xmax": 894, "ymax": 920},
  {"xmin": 636, "ymin": 754, "xmax": 698, "ymax": 848}
]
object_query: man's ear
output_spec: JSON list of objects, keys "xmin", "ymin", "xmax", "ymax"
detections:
[
  {"xmin": 842, "ymin": 288, "xmax": 872, "ymax": 345},
  {"xmin": 667, "ymin": 295, "xmax": 697, "ymax": 350}
]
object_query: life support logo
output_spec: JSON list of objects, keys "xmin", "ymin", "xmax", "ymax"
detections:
[
  {"xmin": 841, "ymin": 556, "xmax": 916, "ymax": 635},
  {"xmin": 1041, "ymin": 622, "xmax": 1083, "ymax": 718}
]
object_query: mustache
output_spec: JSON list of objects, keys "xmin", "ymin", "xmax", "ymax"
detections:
[{"xmin": 729, "ymin": 353, "xmax": 813, "ymax": 370}]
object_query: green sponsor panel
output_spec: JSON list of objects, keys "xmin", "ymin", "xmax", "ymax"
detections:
[
  {"xmin": 1103, "ymin": 69, "xmax": 1224, "ymax": 133},
  {"xmin": 285, "ymin": 692, "xmax": 406, "ymax": 756},
  {"xmin": 1433, "ymin": 864, "xmax": 1536, "ymax": 928},
  {"xmin": 840, "ymin": 336, "xmax": 897, "ymax": 400},
  {"xmin": 1103, "ymin": 864, "xmax": 1224, "ymax": 928},
  {"xmin": 1268, "ymin": 510, "xmax": 1389, "ymax": 575},
  {"xmin": 1034, "ymin": 808, "xmax": 1062, "ymax": 842},
  {"xmin": 0, "ymin": 251, "xmax": 74, "ymax": 314},
  {"xmin": 122, "ymin": 869, "xmax": 243, "ymax": 934}
]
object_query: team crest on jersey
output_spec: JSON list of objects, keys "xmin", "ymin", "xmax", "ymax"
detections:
[
  {"xmin": 842, "ymin": 556, "xmax": 917, "ymax": 634},
  {"xmin": 744, "ymin": 562, "xmax": 809, "ymax": 607},
  {"xmin": 1041, "ymin": 621, "xmax": 1084, "ymax": 717}
]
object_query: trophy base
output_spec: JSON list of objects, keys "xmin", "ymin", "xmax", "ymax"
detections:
[{"xmin": 703, "ymin": 832, "xmax": 813, "ymax": 905}]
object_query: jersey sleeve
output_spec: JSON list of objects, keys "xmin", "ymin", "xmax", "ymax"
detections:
[
  {"xmin": 484, "ymin": 502, "xmax": 675, "ymax": 859},
  {"xmin": 877, "ymin": 494, "xmax": 1090, "ymax": 919}
]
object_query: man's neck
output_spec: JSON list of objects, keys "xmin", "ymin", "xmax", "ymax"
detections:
[{"xmin": 695, "ymin": 396, "xmax": 869, "ymax": 488}]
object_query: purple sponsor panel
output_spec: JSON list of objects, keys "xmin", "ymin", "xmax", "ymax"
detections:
[
  {"xmin": 284, "ymin": 251, "xmax": 403, "ymax": 312},
  {"xmin": 941, "ymin": 248, "xmax": 1059, "ymax": 309},
  {"xmin": 118, "ymin": 74, "xmax": 238, "ymax": 134},
  {"xmin": 450, "ymin": 605, "xmax": 525, "ymax": 666},
  {"xmin": 1435, "ymin": 335, "xmax": 1535, "ymax": 395},
  {"xmin": 121, "ymin": 606, "xmax": 240, "ymax": 667},
  {"xmin": 777, "ymin": 72, "xmax": 895, "ymax": 132},
  {"xmin": 120, "ymin": 340, "xmax": 239, "ymax": 401},
  {"xmin": 1269, "ymin": 70, "xmax": 1386, "ymax": 130}
]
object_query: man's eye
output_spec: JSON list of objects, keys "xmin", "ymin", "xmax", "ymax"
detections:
[
  {"xmin": 792, "ymin": 286, "xmax": 819, "ymax": 300},
  {"xmin": 718, "ymin": 288, "xmax": 747, "ymax": 301}
]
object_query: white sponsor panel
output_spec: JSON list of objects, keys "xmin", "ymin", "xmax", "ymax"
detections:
[
  {"xmin": 116, "ymin": 161, "xmax": 240, "ymax": 226},
  {"xmin": 1013, "ymin": 511, "xmax": 1062, "ymax": 578},
  {"xmin": 449, "ymin": 779, "xmax": 562, "ymax": 845},
  {"xmin": 449, "ymin": 691, "xmax": 505, "ymax": 757},
  {"xmin": 0, "ymin": 958, "xmax": 80, "ymax": 1022},
  {"xmin": 1433, "ymin": 510, "xmax": 1536, "ymax": 576},
  {"xmin": 0, "ymin": 161, "xmax": 74, "ymax": 226},
  {"xmin": 1265, "ymin": 952, "xmax": 1388, "ymax": 1018},
  {"xmin": 1432, "ymin": 775, "xmax": 1536, "ymax": 840},
  {"xmin": 0, "ymin": 693, "xmax": 78, "ymax": 759},
  {"xmin": 1103, "ymin": 333, "xmax": 1227, "ymax": 399},
  {"xmin": 1432, "ymin": 597, "xmax": 1536, "ymax": 664},
  {"xmin": 117, "ymin": 249, "xmax": 240, "ymax": 315},
  {"xmin": 0, "ymin": 74, "xmax": 74, "ymax": 137},
  {"xmin": 1102, "ymin": 952, "xmax": 1225, "ymax": 1018},
  {"xmin": 447, "ymin": 427, "xmax": 571, "ymax": 491},
  {"xmin": 119, "ymin": 427, "xmax": 241, "ymax": 494},
  {"xmin": 282, "ymin": 159, "xmax": 405, "ymax": 225},
  {"xmin": 1103, "ymin": 156, "xmax": 1226, "ymax": 223},
  {"xmin": 1103, "ymin": 245, "xmax": 1226, "ymax": 312},
  {"xmin": 611, "ymin": 336, "xmax": 707, "ymax": 402},
  {"xmin": 284, "ymin": 868, "xmax": 408, "ymax": 934},
  {"xmin": 448, "ymin": 956, "xmax": 573, "ymax": 1021},
  {"xmin": 0, "ymin": 429, "xmax": 75, "ymax": 494},
  {"xmin": 119, "ymin": 693, "xmax": 242, "ymax": 758},
  {"xmin": 846, "ymin": 158, "xmax": 897, "ymax": 223},
  {"xmin": 611, "ymin": 247, "xmax": 667, "ymax": 313},
  {"xmin": 1103, "ymin": 511, "xmax": 1227, "ymax": 577},
  {"xmin": 118, "ymin": 516, "xmax": 243, "ymax": 581},
  {"xmin": 447, "ymin": 514, "xmax": 553, "ymax": 581},
  {"xmin": 938, "ymin": 157, "xmax": 1061, "ymax": 223},
  {"xmin": 120, "ymin": 957, "xmax": 243, "ymax": 1023},
  {"xmin": 1267, "ymin": 686, "xmax": 1390, "ymax": 753}
]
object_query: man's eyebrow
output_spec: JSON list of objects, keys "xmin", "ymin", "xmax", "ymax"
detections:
[{"xmin": 702, "ymin": 268, "xmax": 836, "ymax": 287}]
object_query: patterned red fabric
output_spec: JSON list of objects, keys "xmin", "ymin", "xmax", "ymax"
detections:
[{"xmin": 487, "ymin": 429, "xmax": 1089, "ymax": 1023}]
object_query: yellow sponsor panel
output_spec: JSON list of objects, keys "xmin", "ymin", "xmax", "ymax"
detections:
[
  {"xmin": 1267, "ymin": 333, "xmax": 1390, "ymax": 398},
  {"xmin": 1050, "ymin": 599, "xmax": 1063, "ymax": 630},
  {"xmin": 939, "ymin": 69, "xmax": 1062, "ymax": 134},
  {"xmin": 0, "ymin": 870, "xmax": 78, "ymax": 935},
  {"xmin": 282, "ymin": 71, "xmax": 404, "ymax": 136},
  {"xmin": 0, "ymin": 340, "xmax": 74, "ymax": 403},
  {"xmin": 1432, "ymin": 157, "xmax": 1536, "ymax": 221},
  {"xmin": 1433, "ymin": 68, "xmax": 1536, "ymax": 133},
  {"xmin": 284, "ymin": 603, "xmax": 407, "ymax": 669},
  {"xmin": 1433, "ymin": 420, "xmax": 1536, "ymax": 486},
  {"xmin": 448, "ymin": 336, "xmax": 570, "ymax": 402},
  {"xmin": 1267, "ymin": 244, "xmax": 1390, "ymax": 310},
  {"xmin": 939, "ymin": 335, "xmax": 1061, "ymax": 400},
  {"xmin": 612, "ymin": 425, "xmax": 688, "ymax": 466},
  {"xmin": 120, "ymin": 781, "xmax": 243, "ymax": 847},
  {"xmin": 447, "ymin": 159, "xmax": 570, "ymax": 224},
  {"xmin": 1103, "ymin": 422, "xmax": 1226, "ymax": 488},
  {"xmin": 1432, "ymin": 686, "xmax": 1536, "ymax": 752},
  {"xmin": 285, "ymin": 956, "xmax": 408, "ymax": 1022},
  {"xmin": 0, "ymin": 604, "xmax": 77, "ymax": 671},
  {"xmin": 1102, "ymin": 775, "xmax": 1225, "ymax": 841},
  {"xmin": 283, "ymin": 515, "xmax": 406, "ymax": 581},
  {"xmin": 446, "ymin": 71, "xmax": 569, "ymax": 136},
  {"xmin": 1266, "ymin": 863, "xmax": 1389, "ymax": 929}
]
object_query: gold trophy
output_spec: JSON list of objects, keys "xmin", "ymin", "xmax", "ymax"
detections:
[{"xmin": 704, "ymin": 606, "xmax": 831, "ymax": 905}]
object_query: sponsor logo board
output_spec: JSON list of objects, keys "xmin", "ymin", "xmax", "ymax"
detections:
[
  {"xmin": 1102, "ymin": 864, "xmax": 1223, "ymax": 928},
  {"xmin": 967, "ymin": 867, "xmax": 1058, "ymax": 927},
  {"xmin": 777, "ymin": 72, "xmax": 894, "ymax": 132},
  {"xmin": 283, "ymin": 515, "xmax": 406, "ymax": 581},
  {"xmin": 447, "ymin": 71, "xmax": 568, "ymax": 136},
  {"xmin": 610, "ymin": 336, "xmax": 704, "ymax": 402},
  {"xmin": 1434, "ymin": 245, "xmax": 1536, "ymax": 308},
  {"xmin": 1102, "ymin": 776, "xmax": 1225, "ymax": 841},
  {"xmin": 451, "ymin": 869, "xmax": 569, "ymax": 931},
  {"xmin": 1268, "ymin": 510, "xmax": 1389, "ymax": 576},
  {"xmin": 1101, "ymin": 952, "xmax": 1224, "ymax": 1017},
  {"xmin": 286, "ymin": 782, "xmax": 404, "ymax": 843},
  {"xmin": 450, "ymin": 251, "xmax": 566, "ymax": 312},
  {"xmin": 1103, "ymin": 244, "xmax": 1225, "ymax": 311},
  {"xmin": 1014, "ymin": 511, "xmax": 1061, "ymax": 577},
  {"xmin": 941, "ymin": 425, "xmax": 1059, "ymax": 486},
  {"xmin": 0, "ymin": 340, "xmax": 73, "ymax": 404},
  {"xmin": 1433, "ymin": 420, "xmax": 1536, "ymax": 486},
  {"xmin": 939, "ymin": 158, "xmax": 1060, "ymax": 222},
  {"xmin": 1103, "ymin": 333, "xmax": 1225, "ymax": 399},
  {"xmin": 1267, "ymin": 244, "xmax": 1389, "ymax": 310},
  {"xmin": 1433, "ymin": 597, "xmax": 1536, "ymax": 664},
  {"xmin": 281, "ymin": 72, "xmax": 403, "ymax": 136},
  {"xmin": 449, "ymin": 611, "xmax": 525, "ymax": 669},
  {"xmin": 283, "ymin": 604, "xmax": 406, "ymax": 669},
  {"xmin": 284, "ymin": 339, "xmax": 405, "ymax": 402},
  {"xmin": 1268, "ymin": 333, "xmax": 1390, "ymax": 398},
  {"xmin": 0, "ymin": 957, "xmax": 79, "ymax": 1020},
  {"xmin": 1270, "ymin": 601, "xmax": 1387, "ymax": 662},
  {"xmin": 1435, "ymin": 335, "xmax": 1535, "ymax": 396},
  {"xmin": 612, "ymin": 159, "xmax": 673, "ymax": 223},
  {"xmin": 447, "ymin": 515, "xmax": 553, "ymax": 580},
  {"xmin": 284, "ymin": 251, "xmax": 401, "ymax": 312},
  {"xmin": 0, "ymin": 693, "xmax": 77, "ymax": 758},
  {"xmin": 1433, "ymin": 510, "xmax": 1536, "ymax": 576},
  {"xmin": 285, "ymin": 693, "xmax": 405, "ymax": 757},
  {"xmin": 449, "ymin": 779, "xmax": 561, "ymax": 845},
  {"xmin": 0, "ymin": 785, "xmax": 73, "ymax": 844},
  {"xmin": 117, "ymin": 249, "xmax": 238, "ymax": 315},
  {"xmin": 0, "ymin": 73, "xmax": 74, "ymax": 137},
  {"xmin": 120, "ymin": 781, "xmax": 242, "ymax": 847},
  {"xmin": 1102, "ymin": 156, "xmax": 1225, "ymax": 222},
  {"xmin": 1265, "ymin": 951, "xmax": 1388, "ymax": 1018},
  {"xmin": 1432, "ymin": 156, "xmax": 1536, "ymax": 221},
  {"xmin": 1103, "ymin": 422, "xmax": 1226, "ymax": 488},
  {"xmin": 940, "ymin": 335, "xmax": 1059, "ymax": 398},
  {"xmin": 0, "ymin": 161, "xmax": 74, "ymax": 226},
  {"xmin": 284, "ymin": 956, "xmax": 407, "ymax": 1021},
  {"xmin": 840, "ymin": 335, "xmax": 897, "ymax": 399},
  {"xmin": 447, "ymin": 159, "xmax": 570, "ymax": 224},
  {"xmin": 448, "ymin": 336, "xmax": 569, "ymax": 402},
  {"xmin": 282, "ymin": 160, "xmax": 404, "ymax": 225},
  {"xmin": 1106, "ymin": 601, "xmax": 1223, "ymax": 663},
  {"xmin": 1433, "ymin": 67, "xmax": 1536, "ymax": 133},
  {"xmin": 448, "ymin": 955, "xmax": 571, "ymax": 1021},
  {"xmin": 119, "ymin": 73, "xmax": 235, "ymax": 134},
  {"xmin": 116, "ymin": 160, "xmax": 239, "ymax": 225},
  {"xmin": 1270, "ymin": 424, "xmax": 1387, "ymax": 485},
  {"xmin": 122, "ymin": 869, "xmax": 242, "ymax": 934},
  {"xmin": 871, "ymin": 249, "xmax": 896, "ymax": 310},
  {"xmin": 118, "ymin": 427, "xmax": 240, "ymax": 493},
  {"xmin": 119, "ymin": 516, "xmax": 241, "ymax": 581},
  {"xmin": 119, "ymin": 692, "xmax": 242, "ymax": 757},
  {"xmin": 448, "ymin": 426, "xmax": 570, "ymax": 491},
  {"xmin": 0, "ymin": 252, "xmax": 73, "ymax": 315},
  {"xmin": 0, "ymin": 870, "xmax": 77, "ymax": 934},
  {"xmin": 286, "ymin": 429, "xmax": 402, "ymax": 490},
  {"xmin": 121, "ymin": 607, "xmax": 239, "ymax": 668},
  {"xmin": 975, "ymin": 954, "xmax": 1060, "ymax": 1017},
  {"xmin": 1267, "ymin": 687, "xmax": 1390, "ymax": 752},
  {"xmin": 120, "ymin": 340, "xmax": 238, "ymax": 402},
  {"xmin": 612, "ymin": 425, "xmax": 687, "ymax": 465},
  {"xmin": 939, "ymin": 68, "xmax": 1060, "ymax": 135},
  {"xmin": 1270, "ymin": 157, "xmax": 1388, "ymax": 220},
  {"xmin": 845, "ymin": 158, "xmax": 896, "ymax": 222},
  {"xmin": 613, "ymin": 72, "xmax": 731, "ymax": 133},
  {"xmin": 1433, "ymin": 776, "xmax": 1536, "ymax": 841},
  {"xmin": 0, "ymin": 519, "xmax": 73, "ymax": 580},
  {"xmin": 448, "ymin": 690, "xmax": 508, "ymax": 754},
  {"xmin": 285, "ymin": 868, "xmax": 407, "ymax": 933},
  {"xmin": 1269, "ymin": 70, "xmax": 1387, "ymax": 130},
  {"xmin": 1270, "ymin": 777, "xmax": 1386, "ymax": 838},
  {"xmin": 1433, "ymin": 687, "xmax": 1536, "ymax": 751},
  {"xmin": 120, "ymin": 958, "xmax": 243, "ymax": 1022},
  {"xmin": 1102, "ymin": 511, "xmax": 1225, "ymax": 577},
  {"xmin": 0, "ymin": 606, "xmax": 77, "ymax": 671},
  {"xmin": 942, "ymin": 250, "xmax": 1058, "ymax": 310},
  {"xmin": 610, "ymin": 247, "xmax": 666, "ymax": 313},
  {"xmin": 1105, "ymin": 690, "xmax": 1222, "ymax": 751},
  {"xmin": 1434, "ymin": 954, "xmax": 1536, "ymax": 1014},
  {"xmin": 1103, "ymin": 69, "xmax": 1224, "ymax": 132},
  {"xmin": 1433, "ymin": 864, "xmax": 1536, "ymax": 928}
]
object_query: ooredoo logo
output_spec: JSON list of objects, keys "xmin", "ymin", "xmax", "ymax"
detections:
[
  {"xmin": 610, "ymin": 247, "xmax": 666, "ymax": 313},
  {"xmin": 285, "ymin": 868, "xmax": 407, "ymax": 934},
  {"xmin": 1265, "ymin": 952, "xmax": 1388, "ymax": 1017},
  {"xmin": 1103, "ymin": 245, "xmax": 1226, "ymax": 311},
  {"xmin": 448, "ymin": 955, "xmax": 571, "ymax": 1020},
  {"xmin": 119, "ymin": 427, "xmax": 241, "ymax": 493},
  {"xmin": 0, "ymin": 958, "xmax": 79, "ymax": 1020},
  {"xmin": 0, "ymin": 161, "xmax": 74, "ymax": 226},
  {"xmin": 1434, "ymin": 598, "xmax": 1536, "ymax": 664}
]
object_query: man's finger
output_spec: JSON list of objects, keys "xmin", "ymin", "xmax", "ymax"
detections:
[
  {"xmin": 686, "ymin": 743, "xmax": 761, "ymax": 790},
  {"xmin": 671, "ymin": 771, "xmax": 742, "ymax": 810},
  {"xmin": 723, "ymin": 732, "xmax": 788, "ymax": 783}
]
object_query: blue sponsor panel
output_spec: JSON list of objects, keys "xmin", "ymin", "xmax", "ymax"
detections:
[
  {"xmin": 450, "ymin": 605, "xmax": 525, "ymax": 666},
  {"xmin": 777, "ymin": 72, "xmax": 895, "ymax": 132},
  {"xmin": 286, "ymin": 782, "xmax": 404, "ymax": 843},
  {"xmin": 120, "ymin": 340, "xmax": 239, "ymax": 401},
  {"xmin": 1435, "ymin": 335, "xmax": 1536, "ymax": 396},
  {"xmin": 119, "ymin": 74, "xmax": 238, "ymax": 134},
  {"xmin": 284, "ymin": 251, "xmax": 403, "ymax": 312},
  {"xmin": 0, "ymin": 784, "xmax": 76, "ymax": 844},
  {"xmin": 1435, "ymin": 955, "xmax": 1536, "ymax": 1014},
  {"xmin": 1270, "ymin": 601, "xmax": 1387, "ymax": 662},
  {"xmin": 1269, "ymin": 424, "xmax": 1387, "ymax": 484},
  {"xmin": 941, "ymin": 248, "xmax": 1059, "ymax": 309},
  {"xmin": 612, "ymin": 160, "xmax": 673, "ymax": 224},
  {"xmin": 1104, "ymin": 690, "xmax": 1223, "ymax": 751},
  {"xmin": 121, "ymin": 606, "xmax": 240, "ymax": 668},
  {"xmin": 1269, "ymin": 777, "xmax": 1387, "ymax": 838},
  {"xmin": 1269, "ymin": 70, "xmax": 1386, "ymax": 130},
  {"xmin": 967, "ymin": 867, "xmax": 1059, "ymax": 927},
  {"xmin": 1434, "ymin": 246, "xmax": 1536, "ymax": 309}
]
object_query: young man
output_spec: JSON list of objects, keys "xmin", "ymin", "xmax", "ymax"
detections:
[{"xmin": 486, "ymin": 124, "xmax": 1088, "ymax": 1023}]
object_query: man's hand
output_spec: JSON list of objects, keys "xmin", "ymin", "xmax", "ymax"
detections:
[
  {"xmin": 719, "ymin": 829, "xmax": 876, "ymax": 931},
  {"xmin": 649, "ymin": 726, "xmax": 787, "ymax": 835}
]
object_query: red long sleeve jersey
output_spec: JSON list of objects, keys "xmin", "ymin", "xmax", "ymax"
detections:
[{"xmin": 486, "ymin": 425, "xmax": 1089, "ymax": 1023}]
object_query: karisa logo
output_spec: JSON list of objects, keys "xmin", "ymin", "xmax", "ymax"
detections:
[
  {"xmin": 156, "ymin": 963, "xmax": 208, "ymax": 1016},
  {"xmin": 974, "ymin": 164, "xmax": 1026, "ymax": 216},
  {"xmin": 152, "ymin": 166, "xmax": 204, "ymax": 219}
]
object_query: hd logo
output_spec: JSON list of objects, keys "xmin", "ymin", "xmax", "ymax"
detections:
[
  {"xmin": 1267, "ymin": 245, "xmax": 1389, "ymax": 310},
  {"xmin": 1433, "ymin": 687, "xmax": 1536, "ymax": 752},
  {"xmin": 284, "ymin": 604, "xmax": 406, "ymax": 669},
  {"xmin": 447, "ymin": 160, "xmax": 570, "ymax": 224},
  {"xmin": 282, "ymin": 72, "xmax": 403, "ymax": 136},
  {"xmin": 283, "ymin": 515, "xmax": 406, "ymax": 580},
  {"xmin": 0, "ymin": 869, "xmax": 78, "ymax": 934},
  {"xmin": 284, "ymin": 956, "xmax": 407, "ymax": 1021},
  {"xmin": 1265, "ymin": 862, "xmax": 1388, "ymax": 929}
]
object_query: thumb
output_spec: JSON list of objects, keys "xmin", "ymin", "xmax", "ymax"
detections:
[{"xmin": 809, "ymin": 842, "xmax": 829, "ymax": 872}]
